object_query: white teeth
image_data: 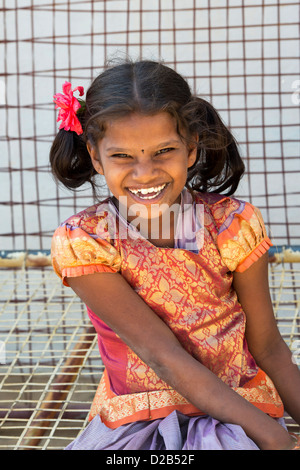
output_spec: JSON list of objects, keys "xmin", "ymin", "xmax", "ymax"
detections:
[{"xmin": 129, "ymin": 184, "xmax": 166, "ymax": 197}]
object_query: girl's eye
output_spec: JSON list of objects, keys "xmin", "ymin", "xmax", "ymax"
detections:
[
  {"xmin": 156, "ymin": 147, "xmax": 174, "ymax": 155},
  {"xmin": 111, "ymin": 153, "xmax": 131, "ymax": 159}
]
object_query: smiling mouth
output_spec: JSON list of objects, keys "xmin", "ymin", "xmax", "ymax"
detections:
[{"xmin": 127, "ymin": 183, "xmax": 168, "ymax": 200}]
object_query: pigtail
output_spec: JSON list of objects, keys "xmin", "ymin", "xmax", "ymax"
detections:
[
  {"xmin": 49, "ymin": 108, "xmax": 98, "ymax": 194},
  {"xmin": 185, "ymin": 97, "xmax": 245, "ymax": 195}
]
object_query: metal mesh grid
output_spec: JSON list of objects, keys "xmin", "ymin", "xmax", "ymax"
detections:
[
  {"xmin": 0, "ymin": 267, "xmax": 101, "ymax": 449},
  {"xmin": 0, "ymin": 0, "xmax": 299, "ymax": 451},
  {"xmin": 0, "ymin": 263, "xmax": 299, "ymax": 450},
  {"xmin": 1, "ymin": 0, "xmax": 300, "ymax": 251}
]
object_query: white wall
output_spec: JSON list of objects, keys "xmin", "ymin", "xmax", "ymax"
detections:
[{"xmin": 1, "ymin": 0, "xmax": 299, "ymax": 250}]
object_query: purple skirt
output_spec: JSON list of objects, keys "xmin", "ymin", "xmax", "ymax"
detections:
[{"xmin": 65, "ymin": 411, "xmax": 286, "ymax": 450}]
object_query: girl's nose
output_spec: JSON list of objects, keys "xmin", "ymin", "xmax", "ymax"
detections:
[{"xmin": 132, "ymin": 159, "xmax": 158, "ymax": 182}]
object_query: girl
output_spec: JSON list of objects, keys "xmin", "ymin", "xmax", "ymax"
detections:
[{"xmin": 50, "ymin": 60, "xmax": 300, "ymax": 450}]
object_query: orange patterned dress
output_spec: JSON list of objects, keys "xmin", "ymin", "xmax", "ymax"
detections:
[{"xmin": 51, "ymin": 189, "xmax": 283, "ymax": 429}]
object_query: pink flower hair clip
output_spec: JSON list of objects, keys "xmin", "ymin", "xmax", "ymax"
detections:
[{"xmin": 53, "ymin": 81, "xmax": 85, "ymax": 135}]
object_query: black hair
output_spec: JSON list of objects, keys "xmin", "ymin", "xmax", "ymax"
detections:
[{"xmin": 49, "ymin": 59, "xmax": 245, "ymax": 196}]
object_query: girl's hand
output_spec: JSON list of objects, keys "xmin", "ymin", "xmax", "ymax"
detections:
[{"xmin": 289, "ymin": 433, "xmax": 300, "ymax": 450}]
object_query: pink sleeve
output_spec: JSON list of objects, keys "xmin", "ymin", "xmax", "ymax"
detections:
[
  {"xmin": 217, "ymin": 201, "xmax": 273, "ymax": 273},
  {"xmin": 51, "ymin": 223, "xmax": 122, "ymax": 286}
]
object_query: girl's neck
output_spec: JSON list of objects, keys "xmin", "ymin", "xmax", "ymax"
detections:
[
  {"xmin": 111, "ymin": 196, "xmax": 180, "ymax": 248},
  {"xmin": 134, "ymin": 209, "xmax": 178, "ymax": 248},
  {"xmin": 147, "ymin": 220, "xmax": 176, "ymax": 248}
]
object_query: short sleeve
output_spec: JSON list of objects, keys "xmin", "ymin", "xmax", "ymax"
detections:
[
  {"xmin": 51, "ymin": 223, "xmax": 122, "ymax": 286},
  {"xmin": 216, "ymin": 201, "xmax": 273, "ymax": 273}
]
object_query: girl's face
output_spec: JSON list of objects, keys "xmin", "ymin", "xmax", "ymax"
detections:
[{"xmin": 88, "ymin": 112, "xmax": 197, "ymax": 223}]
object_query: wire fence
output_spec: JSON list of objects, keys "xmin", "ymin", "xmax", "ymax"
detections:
[
  {"xmin": 1, "ymin": 0, "xmax": 299, "ymax": 250},
  {"xmin": 0, "ymin": 0, "xmax": 299, "ymax": 450}
]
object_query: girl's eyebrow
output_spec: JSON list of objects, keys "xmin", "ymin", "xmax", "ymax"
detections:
[
  {"xmin": 155, "ymin": 139, "xmax": 181, "ymax": 148},
  {"xmin": 106, "ymin": 147, "xmax": 131, "ymax": 153},
  {"xmin": 106, "ymin": 140, "xmax": 181, "ymax": 153}
]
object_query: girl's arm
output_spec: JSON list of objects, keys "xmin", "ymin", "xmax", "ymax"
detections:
[
  {"xmin": 67, "ymin": 270, "xmax": 295, "ymax": 450},
  {"xmin": 233, "ymin": 251, "xmax": 300, "ymax": 427}
]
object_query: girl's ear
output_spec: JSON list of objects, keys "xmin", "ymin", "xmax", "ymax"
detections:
[
  {"xmin": 87, "ymin": 141, "xmax": 104, "ymax": 175},
  {"xmin": 187, "ymin": 135, "xmax": 199, "ymax": 168}
]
